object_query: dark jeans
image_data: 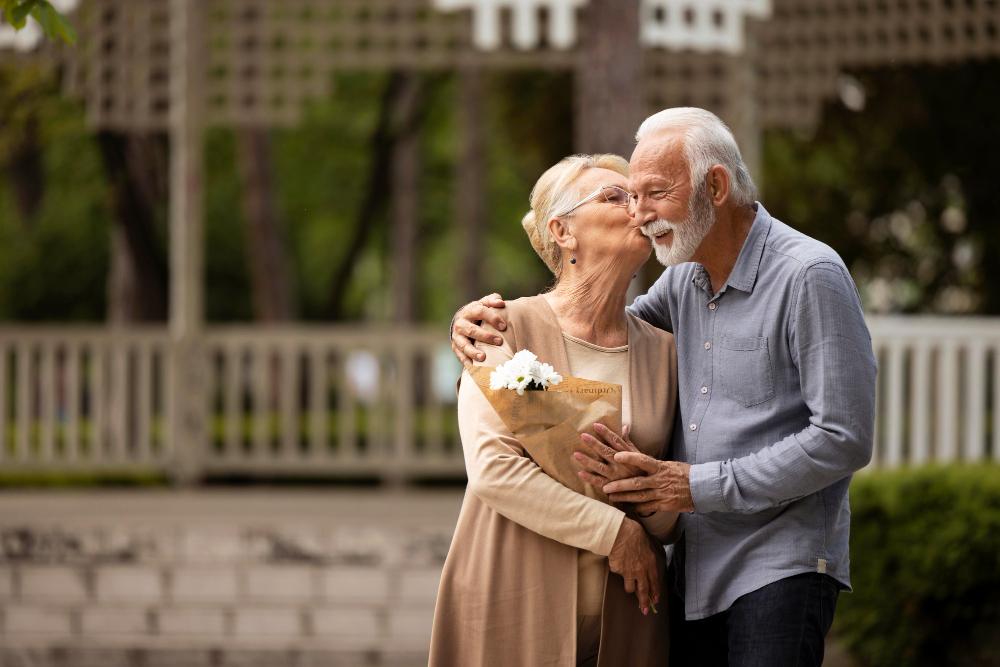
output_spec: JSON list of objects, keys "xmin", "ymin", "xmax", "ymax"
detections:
[{"xmin": 669, "ymin": 572, "xmax": 841, "ymax": 667}]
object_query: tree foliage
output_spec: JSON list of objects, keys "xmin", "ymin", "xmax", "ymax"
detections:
[{"xmin": 0, "ymin": 0, "xmax": 75, "ymax": 44}]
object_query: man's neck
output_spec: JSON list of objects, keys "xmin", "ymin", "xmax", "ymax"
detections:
[{"xmin": 693, "ymin": 205, "xmax": 756, "ymax": 294}]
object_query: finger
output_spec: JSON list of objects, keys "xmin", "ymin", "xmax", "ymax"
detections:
[
  {"xmin": 636, "ymin": 572, "xmax": 650, "ymax": 613},
  {"xmin": 455, "ymin": 320, "xmax": 502, "ymax": 346},
  {"xmin": 586, "ymin": 425, "xmax": 614, "ymax": 448},
  {"xmin": 594, "ymin": 423, "xmax": 630, "ymax": 453},
  {"xmin": 579, "ymin": 433, "xmax": 617, "ymax": 463},
  {"xmin": 451, "ymin": 339, "xmax": 476, "ymax": 368},
  {"xmin": 621, "ymin": 424, "xmax": 640, "ymax": 453},
  {"xmin": 604, "ymin": 474, "xmax": 658, "ymax": 495},
  {"xmin": 607, "ymin": 490, "xmax": 658, "ymax": 504},
  {"xmin": 645, "ymin": 567, "xmax": 658, "ymax": 615},
  {"xmin": 480, "ymin": 293, "xmax": 506, "ymax": 309},
  {"xmin": 623, "ymin": 576, "xmax": 635, "ymax": 594},
  {"xmin": 458, "ymin": 301, "xmax": 488, "ymax": 323},
  {"xmin": 573, "ymin": 451, "xmax": 611, "ymax": 477},
  {"xmin": 613, "ymin": 451, "xmax": 661, "ymax": 474},
  {"xmin": 472, "ymin": 297, "xmax": 507, "ymax": 331},
  {"xmin": 459, "ymin": 341, "xmax": 486, "ymax": 364},
  {"xmin": 577, "ymin": 470, "xmax": 611, "ymax": 489},
  {"xmin": 649, "ymin": 562, "xmax": 661, "ymax": 609}
]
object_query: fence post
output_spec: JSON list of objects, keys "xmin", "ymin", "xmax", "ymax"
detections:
[{"xmin": 168, "ymin": 0, "xmax": 207, "ymax": 485}]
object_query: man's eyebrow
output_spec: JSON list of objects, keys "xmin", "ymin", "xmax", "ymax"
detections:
[{"xmin": 631, "ymin": 176, "xmax": 671, "ymax": 189}]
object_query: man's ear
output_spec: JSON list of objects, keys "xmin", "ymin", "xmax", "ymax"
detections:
[
  {"xmin": 547, "ymin": 216, "xmax": 577, "ymax": 252},
  {"xmin": 706, "ymin": 165, "xmax": 731, "ymax": 207}
]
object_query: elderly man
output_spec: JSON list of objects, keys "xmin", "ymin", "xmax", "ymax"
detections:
[{"xmin": 450, "ymin": 107, "xmax": 877, "ymax": 666}]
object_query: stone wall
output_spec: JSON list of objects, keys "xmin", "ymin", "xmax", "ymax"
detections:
[{"xmin": 0, "ymin": 490, "xmax": 463, "ymax": 667}]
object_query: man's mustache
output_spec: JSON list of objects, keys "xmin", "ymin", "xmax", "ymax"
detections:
[{"xmin": 640, "ymin": 219, "xmax": 677, "ymax": 239}]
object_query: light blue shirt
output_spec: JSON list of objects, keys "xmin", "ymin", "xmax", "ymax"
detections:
[{"xmin": 628, "ymin": 203, "xmax": 877, "ymax": 620}]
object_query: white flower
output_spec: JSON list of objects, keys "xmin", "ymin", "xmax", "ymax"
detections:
[{"xmin": 489, "ymin": 349, "xmax": 562, "ymax": 394}]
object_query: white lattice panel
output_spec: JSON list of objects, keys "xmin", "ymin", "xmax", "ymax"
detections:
[{"xmin": 641, "ymin": 0, "xmax": 771, "ymax": 53}]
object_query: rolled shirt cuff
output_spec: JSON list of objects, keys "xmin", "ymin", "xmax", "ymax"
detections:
[{"xmin": 689, "ymin": 461, "xmax": 726, "ymax": 513}]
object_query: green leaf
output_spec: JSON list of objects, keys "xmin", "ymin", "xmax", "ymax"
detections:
[
  {"xmin": 7, "ymin": 0, "xmax": 40, "ymax": 29},
  {"xmin": 31, "ymin": 2, "xmax": 75, "ymax": 45}
]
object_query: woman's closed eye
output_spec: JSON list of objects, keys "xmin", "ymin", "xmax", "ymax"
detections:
[{"xmin": 600, "ymin": 185, "xmax": 632, "ymax": 207}]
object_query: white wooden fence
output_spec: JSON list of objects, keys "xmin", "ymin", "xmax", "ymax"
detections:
[{"xmin": 0, "ymin": 317, "xmax": 997, "ymax": 481}]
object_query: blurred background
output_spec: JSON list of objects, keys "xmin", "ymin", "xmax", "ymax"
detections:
[{"xmin": 0, "ymin": 1, "xmax": 998, "ymax": 665}]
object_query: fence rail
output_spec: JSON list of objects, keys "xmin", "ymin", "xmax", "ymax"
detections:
[{"xmin": 1, "ymin": 317, "xmax": 998, "ymax": 481}]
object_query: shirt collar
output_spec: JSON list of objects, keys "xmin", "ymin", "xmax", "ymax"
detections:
[{"xmin": 724, "ymin": 202, "xmax": 772, "ymax": 294}]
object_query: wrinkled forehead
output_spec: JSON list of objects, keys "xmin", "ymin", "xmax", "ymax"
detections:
[{"xmin": 629, "ymin": 132, "xmax": 688, "ymax": 187}]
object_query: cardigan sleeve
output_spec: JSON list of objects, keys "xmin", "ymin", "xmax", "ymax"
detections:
[{"xmin": 458, "ymin": 330, "xmax": 626, "ymax": 557}]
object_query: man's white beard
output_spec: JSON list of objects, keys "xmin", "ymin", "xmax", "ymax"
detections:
[{"xmin": 642, "ymin": 188, "xmax": 715, "ymax": 267}]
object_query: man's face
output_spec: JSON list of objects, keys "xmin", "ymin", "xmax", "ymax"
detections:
[{"xmin": 628, "ymin": 132, "xmax": 715, "ymax": 266}]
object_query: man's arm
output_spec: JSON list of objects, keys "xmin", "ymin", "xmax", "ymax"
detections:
[
  {"xmin": 626, "ymin": 269, "xmax": 675, "ymax": 333},
  {"xmin": 688, "ymin": 261, "xmax": 876, "ymax": 513},
  {"xmin": 607, "ymin": 261, "xmax": 876, "ymax": 514}
]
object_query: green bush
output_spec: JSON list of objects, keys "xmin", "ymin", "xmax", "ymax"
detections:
[{"xmin": 836, "ymin": 464, "xmax": 1000, "ymax": 666}]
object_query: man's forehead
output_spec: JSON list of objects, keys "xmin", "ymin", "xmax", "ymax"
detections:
[{"xmin": 630, "ymin": 132, "xmax": 686, "ymax": 173}]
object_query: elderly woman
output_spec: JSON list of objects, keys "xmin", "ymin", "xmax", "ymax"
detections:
[{"xmin": 429, "ymin": 154, "xmax": 679, "ymax": 667}]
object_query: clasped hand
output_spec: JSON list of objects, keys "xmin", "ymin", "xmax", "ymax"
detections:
[{"xmin": 573, "ymin": 423, "xmax": 696, "ymax": 515}]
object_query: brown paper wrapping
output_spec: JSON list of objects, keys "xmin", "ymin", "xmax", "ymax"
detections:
[{"xmin": 468, "ymin": 365, "xmax": 622, "ymax": 504}]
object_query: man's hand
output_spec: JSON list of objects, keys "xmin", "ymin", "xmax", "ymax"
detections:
[
  {"xmin": 608, "ymin": 518, "xmax": 660, "ymax": 615},
  {"xmin": 450, "ymin": 293, "xmax": 508, "ymax": 368},
  {"xmin": 604, "ymin": 453, "xmax": 695, "ymax": 514},
  {"xmin": 573, "ymin": 423, "xmax": 644, "ymax": 489}
]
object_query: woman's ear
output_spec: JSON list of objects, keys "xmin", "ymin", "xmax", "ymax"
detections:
[
  {"xmin": 547, "ymin": 216, "xmax": 577, "ymax": 252},
  {"xmin": 706, "ymin": 165, "xmax": 731, "ymax": 207}
]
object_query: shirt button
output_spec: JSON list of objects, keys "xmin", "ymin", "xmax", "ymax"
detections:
[
  {"xmin": 708, "ymin": 302, "xmax": 717, "ymax": 311},
  {"xmin": 704, "ymin": 341, "xmax": 712, "ymax": 350},
  {"xmin": 689, "ymin": 423, "xmax": 698, "ymax": 431},
  {"xmin": 701, "ymin": 386, "xmax": 708, "ymax": 394}
]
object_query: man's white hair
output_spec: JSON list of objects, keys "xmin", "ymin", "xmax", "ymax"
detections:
[{"xmin": 635, "ymin": 107, "xmax": 757, "ymax": 207}]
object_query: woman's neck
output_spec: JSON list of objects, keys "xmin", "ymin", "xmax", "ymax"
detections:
[{"xmin": 545, "ymin": 265, "xmax": 632, "ymax": 347}]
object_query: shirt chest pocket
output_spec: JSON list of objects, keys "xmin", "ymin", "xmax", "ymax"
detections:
[{"xmin": 718, "ymin": 335, "xmax": 775, "ymax": 408}]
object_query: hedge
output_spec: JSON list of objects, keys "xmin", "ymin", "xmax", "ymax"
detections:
[{"xmin": 836, "ymin": 464, "xmax": 1000, "ymax": 667}]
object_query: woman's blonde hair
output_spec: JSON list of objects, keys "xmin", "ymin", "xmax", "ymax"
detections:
[{"xmin": 520, "ymin": 153, "xmax": 629, "ymax": 278}]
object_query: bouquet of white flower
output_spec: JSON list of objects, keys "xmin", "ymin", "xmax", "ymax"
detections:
[
  {"xmin": 470, "ymin": 350, "xmax": 621, "ymax": 501},
  {"xmin": 488, "ymin": 350, "xmax": 563, "ymax": 395}
]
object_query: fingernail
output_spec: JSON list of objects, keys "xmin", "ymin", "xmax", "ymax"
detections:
[
  {"xmin": 478, "ymin": 353, "xmax": 485, "ymax": 361},
  {"xmin": 497, "ymin": 322, "xmax": 506, "ymax": 330},
  {"xmin": 642, "ymin": 607, "xmax": 648, "ymax": 616},
  {"xmin": 494, "ymin": 337, "xmax": 502, "ymax": 344}
]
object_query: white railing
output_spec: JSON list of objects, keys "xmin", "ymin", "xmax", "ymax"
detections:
[
  {"xmin": 0, "ymin": 327, "xmax": 174, "ymax": 471},
  {"xmin": 0, "ymin": 317, "xmax": 997, "ymax": 481},
  {"xmin": 868, "ymin": 316, "xmax": 1000, "ymax": 469},
  {"xmin": 199, "ymin": 327, "xmax": 463, "ymax": 479}
]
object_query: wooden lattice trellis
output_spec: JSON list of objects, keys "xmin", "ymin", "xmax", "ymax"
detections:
[{"xmin": 16, "ymin": 0, "xmax": 989, "ymax": 133}]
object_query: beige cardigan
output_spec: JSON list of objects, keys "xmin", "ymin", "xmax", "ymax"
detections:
[{"xmin": 429, "ymin": 295, "xmax": 678, "ymax": 666}]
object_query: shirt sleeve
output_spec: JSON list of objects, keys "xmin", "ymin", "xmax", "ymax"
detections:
[
  {"xmin": 689, "ymin": 261, "xmax": 877, "ymax": 514},
  {"xmin": 458, "ymin": 330, "xmax": 626, "ymax": 555},
  {"xmin": 626, "ymin": 268, "xmax": 675, "ymax": 333}
]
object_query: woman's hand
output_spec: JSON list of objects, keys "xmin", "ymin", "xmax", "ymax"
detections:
[
  {"xmin": 450, "ymin": 293, "xmax": 508, "ymax": 367},
  {"xmin": 573, "ymin": 423, "xmax": 645, "ymax": 489},
  {"xmin": 607, "ymin": 518, "xmax": 660, "ymax": 615}
]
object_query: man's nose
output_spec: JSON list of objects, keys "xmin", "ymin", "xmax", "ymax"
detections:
[{"xmin": 632, "ymin": 203, "xmax": 656, "ymax": 225}]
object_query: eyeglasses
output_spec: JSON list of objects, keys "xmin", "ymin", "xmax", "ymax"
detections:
[{"xmin": 554, "ymin": 185, "xmax": 632, "ymax": 217}]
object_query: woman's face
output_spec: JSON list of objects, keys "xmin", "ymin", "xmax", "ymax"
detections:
[{"xmin": 561, "ymin": 167, "xmax": 651, "ymax": 272}]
